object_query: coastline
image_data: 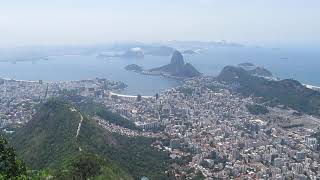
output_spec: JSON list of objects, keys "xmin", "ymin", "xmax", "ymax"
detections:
[
  {"xmin": 0, "ymin": 77, "xmax": 39, "ymax": 83},
  {"xmin": 0, "ymin": 77, "xmax": 127, "ymax": 87},
  {"xmin": 2, "ymin": 74, "xmax": 320, "ymax": 95},
  {"xmin": 304, "ymin": 84, "xmax": 320, "ymax": 91},
  {"xmin": 140, "ymin": 70, "xmax": 186, "ymax": 80},
  {"xmin": 109, "ymin": 92, "xmax": 154, "ymax": 99},
  {"xmin": 126, "ymin": 69, "xmax": 189, "ymax": 81}
]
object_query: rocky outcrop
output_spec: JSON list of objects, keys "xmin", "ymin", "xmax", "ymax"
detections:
[
  {"xmin": 149, "ymin": 51, "xmax": 201, "ymax": 78},
  {"xmin": 238, "ymin": 63, "xmax": 273, "ymax": 77}
]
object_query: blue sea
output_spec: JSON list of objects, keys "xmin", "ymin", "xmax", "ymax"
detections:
[
  {"xmin": 186, "ymin": 47, "xmax": 320, "ymax": 86},
  {"xmin": 0, "ymin": 47, "xmax": 319, "ymax": 95}
]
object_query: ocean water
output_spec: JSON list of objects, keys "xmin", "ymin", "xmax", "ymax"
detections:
[
  {"xmin": 185, "ymin": 47, "xmax": 320, "ymax": 86},
  {"xmin": 0, "ymin": 55, "xmax": 181, "ymax": 96},
  {"xmin": 0, "ymin": 47, "xmax": 319, "ymax": 95}
]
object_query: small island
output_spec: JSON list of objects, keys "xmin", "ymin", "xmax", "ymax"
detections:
[{"xmin": 125, "ymin": 64, "xmax": 143, "ymax": 72}]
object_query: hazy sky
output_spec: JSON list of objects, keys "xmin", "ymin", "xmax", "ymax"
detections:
[{"xmin": 1, "ymin": 0, "xmax": 320, "ymax": 47}]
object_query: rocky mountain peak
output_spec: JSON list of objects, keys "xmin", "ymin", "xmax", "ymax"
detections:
[{"xmin": 170, "ymin": 51, "xmax": 185, "ymax": 67}]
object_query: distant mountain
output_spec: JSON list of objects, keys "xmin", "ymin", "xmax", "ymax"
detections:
[
  {"xmin": 144, "ymin": 46, "xmax": 175, "ymax": 56},
  {"xmin": 218, "ymin": 66, "xmax": 320, "ymax": 116},
  {"xmin": 166, "ymin": 40, "xmax": 245, "ymax": 49},
  {"xmin": 149, "ymin": 51, "xmax": 201, "ymax": 78},
  {"xmin": 182, "ymin": 50, "xmax": 197, "ymax": 55},
  {"xmin": 122, "ymin": 47, "xmax": 144, "ymax": 59},
  {"xmin": 121, "ymin": 46, "xmax": 175, "ymax": 57},
  {"xmin": 9, "ymin": 100, "xmax": 170, "ymax": 179},
  {"xmin": 97, "ymin": 47, "xmax": 144, "ymax": 59},
  {"xmin": 97, "ymin": 45, "xmax": 176, "ymax": 59}
]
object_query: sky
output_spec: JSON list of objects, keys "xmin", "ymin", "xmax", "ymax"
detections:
[{"xmin": 1, "ymin": 0, "xmax": 320, "ymax": 47}]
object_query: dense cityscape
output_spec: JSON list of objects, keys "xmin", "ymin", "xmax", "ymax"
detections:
[
  {"xmin": 1, "ymin": 1, "xmax": 320, "ymax": 179},
  {"xmin": 2, "ymin": 74, "xmax": 320, "ymax": 179}
]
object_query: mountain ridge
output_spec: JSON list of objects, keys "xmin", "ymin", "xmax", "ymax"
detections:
[
  {"xmin": 9, "ymin": 99, "xmax": 170, "ymax": 179},
  {"xmin": 217, "ymin": 66, "xmax": 320, "ymax": 116}
]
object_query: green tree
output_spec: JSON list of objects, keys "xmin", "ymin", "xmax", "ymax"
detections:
[
  {"xmin": 0, "ymin": 135, "xmax": 27, "ymax": 179},
  {"xmin": 57, "ymin": 154, "xmax": 102, "ymax": 180}
]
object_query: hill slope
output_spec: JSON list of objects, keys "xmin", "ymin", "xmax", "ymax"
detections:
[
  {"xmin": 238, "ymin": 63, "xmax": 273, "ymax": 77},
  {"xmin": 10, "ymin": 100, "xmax": 170, "ymax": 179},
  {"xmin": 218, "ymin": 66, "xmax": 320, "ymax": 116},
  {"xmin": 11, "ymin": 100, "xmax": 81, "ymax": 169}
]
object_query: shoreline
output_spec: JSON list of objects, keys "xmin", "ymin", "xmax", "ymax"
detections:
[
  {"xmin": 304, "ymin": 84, "xmax": 320, "ymax": 91},
  {"xmin": 126, "ymin": 69, "xmax": 188, "ymax": 81},
  {"xmin": 2, "ymin": 75, "xmax": 320, "ymax": 94},
  {"xmin": 0, "ymin": 77, "xmax": 126, "ymax": 86},
  {"xmin": 140, "ymin": 71, "xmax": 186, "ymax": 80},
  {"xmin": 109, "ymin": 92, "xmax": 154, "ymax": 99},
  {"xmin": 0, "ymin": 77, "xmax": 39, "ymax": 83}
]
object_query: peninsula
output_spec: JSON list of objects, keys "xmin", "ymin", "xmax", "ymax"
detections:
[
  {"xmin": 148, "ymin": 51, "xmax": 201, "ymax": 78},
  {"xmin": 124, "ymin": 51, "xmax": 201, "ymax": 79}
]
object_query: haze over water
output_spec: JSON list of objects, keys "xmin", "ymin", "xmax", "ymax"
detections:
[
  {"xmin": 0, "ymin": 46, "xmax": 319, "ymax": 95},
  {"xmin": 1, "ymin": 1, "xmax": 319, "ymax": 95}
]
